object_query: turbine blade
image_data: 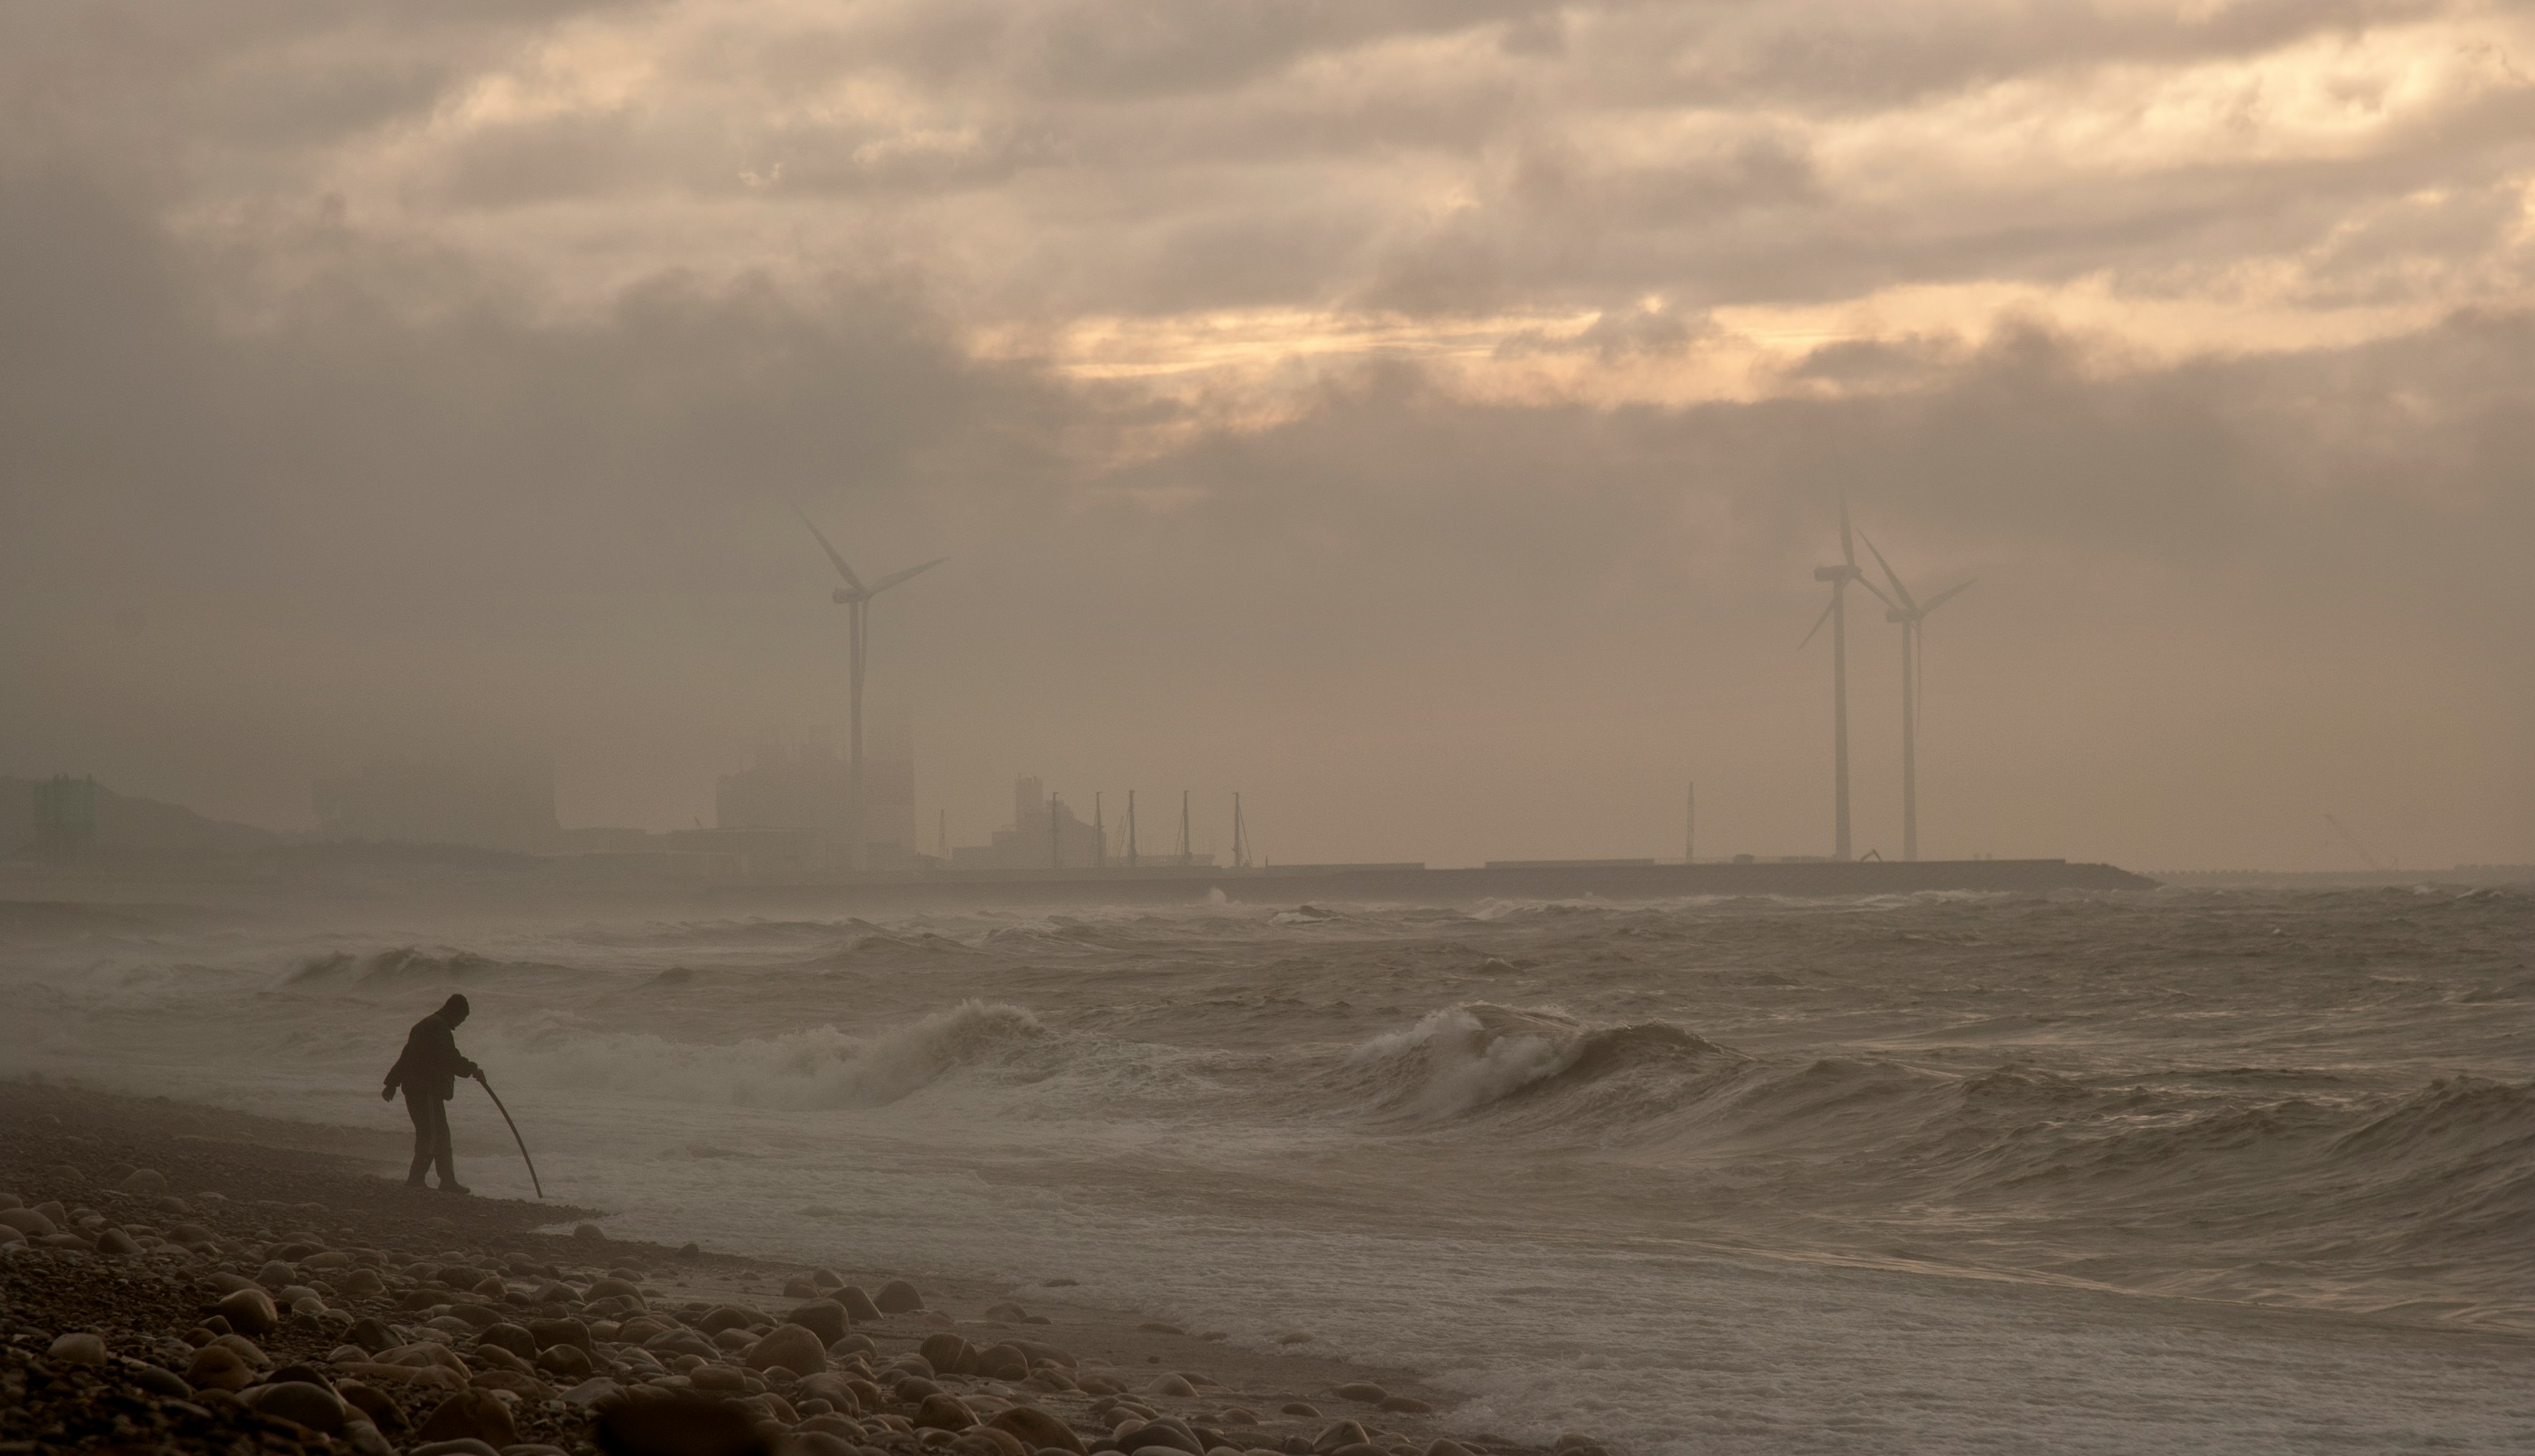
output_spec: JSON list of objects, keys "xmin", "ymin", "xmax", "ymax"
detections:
[
  {"xmin": 1921, "ymin": 578, "xmax": 1975, "ymax": 613},
  {"xmin": 864, "ymin": 555, "xmax": 950, "ymax": 596},
  {"xmin": 791, "ymin": 505, "xmax": 865, "ymax": 593},
  {"xmin": 1856, "ymin": 528, "xmax": 1917, "ymax": 613},
  {"xmin": 1799, "ymin": 594, "xmax": 1836, "ymax": 650}
]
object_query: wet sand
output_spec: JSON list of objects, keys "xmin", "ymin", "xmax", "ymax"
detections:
[{"xmin": 0, "ymin": 1078, "xmax": 1571, "ymax": 1456}]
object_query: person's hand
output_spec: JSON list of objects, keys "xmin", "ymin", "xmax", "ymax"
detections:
[{"xmin": 381, "ymin": 1086, "xmax": 394, "ymax": 1101}]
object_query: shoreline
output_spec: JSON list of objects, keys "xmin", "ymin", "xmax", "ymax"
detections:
[{"xmin": 0, "ymin": 1077, "xmax": 1569, "ymax": 1456}]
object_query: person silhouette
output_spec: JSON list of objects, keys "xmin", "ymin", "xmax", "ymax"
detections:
[{"xmin": 382, "ymin": 992, "xmax": 482, "ymax": 1193}]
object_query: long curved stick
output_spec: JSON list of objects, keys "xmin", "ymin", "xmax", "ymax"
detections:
[{"xmin": 476, "ymin": 1077, "xmax": 544, "ymax": 1200}]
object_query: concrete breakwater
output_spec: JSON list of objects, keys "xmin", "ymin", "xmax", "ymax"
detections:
[{"xmin": 701, "ymin": 858, "xmax": 2156, "ymax": 911}]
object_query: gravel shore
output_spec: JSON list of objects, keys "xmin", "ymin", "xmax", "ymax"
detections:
[{"xmin": 0, "ymin": 1079, "xmax": 1590, "ymax": 1456}]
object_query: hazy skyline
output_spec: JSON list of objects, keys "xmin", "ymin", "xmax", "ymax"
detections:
[{"xmin": 4, "ymin": 1, "xmax": 2530, "ymax": 870}]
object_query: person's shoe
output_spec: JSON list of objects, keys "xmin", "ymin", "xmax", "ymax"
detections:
[{"xmin": 435, "ymin": 1183, "xmax": 470, "ymax": 1195}]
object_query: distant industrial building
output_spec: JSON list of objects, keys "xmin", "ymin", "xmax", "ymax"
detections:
[
  {"xmin": 313, "ymin": 757, "xmax": 560, "ymax": 853},
  {"xmin": 949, "ymin": 776, "xmax": 1097, "ymax": 868},
  {"xmin": 950, "ymin": 777, "xmax": 1211, "ymax": 869},
  {"xmin": 711, "ymin": 724, "xmax": 916, "ymax": 868}
]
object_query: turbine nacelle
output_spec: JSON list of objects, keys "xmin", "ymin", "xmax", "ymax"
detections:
[{"xmin": 832, "ymin": 587, "xmax": 861, "ymax": 606}]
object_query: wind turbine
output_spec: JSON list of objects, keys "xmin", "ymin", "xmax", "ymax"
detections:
[
  {"xmin": 1800, "ymin": 495, "xmax": 1889, "ymax": 861},
  {"xmin": 793, "ymin": 505, "xmax": 947, "ymax": 870},
  {"xmin": 1856, "ymin": 530, "xmax": 1972, "ymax": 863}
]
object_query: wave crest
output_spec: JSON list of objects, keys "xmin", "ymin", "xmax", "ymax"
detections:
[
  {"xmin": 496, "ymin": 999, "xmax": 1048, "ymax": 1110},
  {"xmin": 1341, "ymin": 1004, "xmax": 1730, "ymax": 1122}
]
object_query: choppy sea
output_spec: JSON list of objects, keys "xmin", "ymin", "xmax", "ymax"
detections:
[{"xmin": 4, "ymin": 887, "xmax": 2531, "ymax": 1453}]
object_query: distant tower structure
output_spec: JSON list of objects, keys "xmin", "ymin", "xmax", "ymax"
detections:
[
  {"xmin": 31, "ymin": 775, "xmax": 97, "ymax": 862},
  {"xmin": 1094, "ymin": 793, "xmax": 1106, "ymax": 869},
  {"xmin": 1231, "ymin": 793, "xmax": 1250, "ymax": 870},
  {"xmin": 1178, "ymin": 790, "xmax": 1192, "ymax": 866},
  {"xmin": 1127, "ymin": 790, "xmax": 1138, "ymax": 868}
]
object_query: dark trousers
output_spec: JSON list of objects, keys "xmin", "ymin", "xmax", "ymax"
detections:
[{"xmin": 403, "ymin": 1090, "xmax": 455, "ymax": 1188}]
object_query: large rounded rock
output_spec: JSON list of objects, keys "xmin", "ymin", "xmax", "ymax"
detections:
[
  {"xmin": 1121, "ymin": 1422, "xmax": 1203, "ymax": 1456},
  {"xmin": 1311, "ymin": 1422, "xmax": 1369, "ymax": 1453},
  {"xmin": 988, "ymin": 1407, "xmax": 1085, "ymax": 1455},
  {"xmin": 249, "ymin": 1381, "xmax": 349, "ymax": 1435},
  {"xmin": 46, "ymin": 1332, "xmax": 106, "ymax": 1364},
  {"xmin": 215, "ymin": 1287, "xmax": 279, "ymax": 1336},
  {"xmin": 690, "ymin": 1364, "xmax": 747, "ymax": 1392},
  {"xmin": 793, "ymin": 1372, "xmax": 863, "ymax": 1414},
  {"xmin": 338, "ymin": 1381, "xmax": 404, "ymax": 1432},
  {"xmin": 873, "ymin": 1279, "xmax": 924, "ymax": 1314},
  {"xmin": 563, "ymin": 1377, "xmax": 624, "ymax": 1409},
  {"xmin": 918, "ymin": 1333, "xmax": 978, "ymax": 1377},
  {"xmin": 185, "ymin": 1344, "xmax": 256, "ymax": 1391},
  {"xmin": 785, "ymin": 1302, "xmax": 848, "ymax": 1344},
  {"xmin": 119, "ymin": 1168, "xmax": 170, "ymax": 1197},
  {"xmin": 211, "ymin": 1334, "xmax": 271, "ymax": 1368},
  {"xmin": 538, "ymin": 1344, "xmax": 596, "ymax": 1380},
  {"xmin": 476, "ymin": 1324, "xmax": 538, "ymax": 1359},
  {"xmin": 130, "ymin": 1364, "xmax": 191, "ymax": 1399},
  {"xmin": 340, "ymin": 1267, "xmax": 387, "ymax": 1297},
  {"xmin": 913, "ymin": 1394, "xmax": 977, "ymax": 1432},
  {"xmin": 345, "ymin": 1316, "xmax": 397, "ymax": 1354},
  {"xmin": 744, "ymin": 1324, "xmax": 828, "ymax": 1377},
  {"xmin": 95, "ymin": 1227, "xmax": 141, "ymax": 1257},
  {"xmin": 975, "ymin": 1343, "xmax": 1032, "ymax": 1381},
  {"xmin": 592, "ymin": 1391, "xmax": 764, "ymax": 1456},
  {"xmin": 1009, "ymin": 1339, "xmax": 1076, "ymax": 1369},
  {"xmin": 415, "ymin": 1389, "xmax": 517, "ymax": 1449},
  {"xmin": 527, "ymin": 1317, "xmax": 591, "ymax": 1351},
  {"xmin": 0, "ymin": 1208, "xmax": 59, "ymax": 1238},
  {"xmin": 695, "ymin": 1305, "xmax": 762, "ymax": 1336},
  {"xmin": 1331, "ymin": 1384, "xmax": 1385, "ymax": 1404},
  {"xmin": 835, "ymin": 1286, "xmax": 883, "ymax": 1322}
]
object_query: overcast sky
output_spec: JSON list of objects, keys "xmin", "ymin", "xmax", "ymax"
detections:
[{"xmin": 4, "ymin": 0, "xmax": 2530, "ymax": 870}]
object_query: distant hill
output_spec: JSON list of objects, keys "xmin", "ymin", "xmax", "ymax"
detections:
[{"xmin": 0, "ymin": 777, "xmax": 288, "ymax": 855}]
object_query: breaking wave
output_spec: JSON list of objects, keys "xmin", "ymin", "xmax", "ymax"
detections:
[
  {"xmin": 492, "ymin": 999, "xmax": 1050, "ymax": 1110},
  {"xmin": 1336, "ymin": 1004, "xmax": 1736, "ymax": 1122}
]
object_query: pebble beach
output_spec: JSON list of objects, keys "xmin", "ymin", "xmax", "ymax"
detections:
[{"xmin": 0, "ymin": 1079, "xmax": 1561, "ymax": 1456}]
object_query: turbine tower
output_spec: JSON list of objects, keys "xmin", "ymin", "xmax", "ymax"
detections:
[
  {"xmin": 1800, "ymin": 495, "xmax": 1886, "ymax": 861},
  {"xmin": 793, "ymin": 505, "xmax": 947, "ymax": 870},
  {"xmin": 1857, "ymin": 530, "xmax": 1972, "ymax": 863}
]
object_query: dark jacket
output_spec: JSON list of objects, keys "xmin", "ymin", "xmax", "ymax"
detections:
[{"xmin": 384, "ymin": 1013, "xmax": 480, "ymax": 1101}]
